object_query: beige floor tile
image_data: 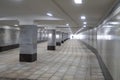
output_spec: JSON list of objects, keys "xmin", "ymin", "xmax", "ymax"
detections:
[{"xmin": 0, "ymin": 40, "xmax": 104, "ymax": 80}]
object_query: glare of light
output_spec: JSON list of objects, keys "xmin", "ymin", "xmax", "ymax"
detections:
[
  {"xmin": 70, "ymin": 34, "xmax": 84, "ymax": 39},
  {"xmin": 3, "ymin": 26, "xmax": 11, "ymax": 29},
  {"xmin": 56, "ymin": 34, "xmax": 60, "ymax": 39},
  {"xmin": 79, "ymin": 35, "xmax": 85, "ymax": 39},
  {"xmin": 97, "ymin": 35, "xmax": 112, "ymax": 40},
  {"xmin": 81, "ymin": 16, "xmax": 86, "ymax": 20},
  {"xmin": 49, "ymin": 33, "xmax": 52, "ymax": 38},
  {"xmin": 15, "ymin": 27, "xmax": 20, "ymax": 30},
  {"xmin": 74, "ymin": 0, "xmax": 82, "ymax": 4},
  {"xmin": 83, "ymin": 22, "xmax": 87, "ymax": 24},
  {"xmin": 103, "ymin": 25, "xmax": 113, "ymax": 28},
  {"xmin": 66, "ymin": 24, "xmax": 69, "ymax": 26},
  {"xmin": 46, "ymin": 13, "xmax": 53, "ymax": 16},
  {"xmin": 75, "ymin": 27, "xmax": 84, "ymax": 34},
  {"xmin": 83, "ymin": 25, "xmax": 86, "ymax": 27},
  {"xmin": 107, "ymin": 22, "xmax": 120, "ymax": 25},
  {"xmin": 14, "ymin": 24, "xmax": 18, "ymax": 27}
]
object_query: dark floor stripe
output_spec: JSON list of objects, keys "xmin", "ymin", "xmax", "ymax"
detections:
[
  {"xmin": 80, "ymin": 41, "xmax": 113, "ymax": 80},
  {"xmin": 0, "ymin": 77, "xmax": 37, "ymax": 80}
]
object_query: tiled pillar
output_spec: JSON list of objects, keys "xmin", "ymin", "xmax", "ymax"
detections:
[
  {"xmin": 19, "ymin": 25, "xmax": 37, "ymax": 62},
  {"xmin": 63, "ymin": 33, "xmax": 69, "ymax": 42},
  {"xmin": 47, "ymin": 29, "xmax": 56, "ymax": 50},
  {"xmin": 65, "ymin": 33, "xmax": 68, "ymax": 41},
  {"xmin": 56, "ymin": 31, "xmax": 62, "ymax": 46},
  {"xmin": 63, "ymin": 33, "xmax": 66, "ymax": 42}
]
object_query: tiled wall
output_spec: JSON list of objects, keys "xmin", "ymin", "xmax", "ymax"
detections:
[
  {"xmin": 0, "ymin": 26, "xmax": 48, "ymax": 47},
  {"xmin": 0, "ymin": 27, "xmax": 20, "ymax": 46},
  {"xmin": 80, "ymin": 25, "xmax": 120, "ymax": 80}
]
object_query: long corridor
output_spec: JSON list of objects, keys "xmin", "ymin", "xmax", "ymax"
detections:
[{"xmin": 0, "ymin": 40, "xmax": 104, "ymax": 80}]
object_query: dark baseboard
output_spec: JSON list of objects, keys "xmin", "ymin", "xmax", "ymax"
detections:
[
  {"xmin": 37, "ymin": 40, "xmax": 47, "ymax": 43},
  {"xmin": 0, "ymin": 77, "xmax": 36, "ymax": 80},
  {"xmin": 64, "ymin": 38, "xmax": 69, "ymax": 42},
  {"xmin": 47, "ymin": 46, "xmax": 56, "ymax": 50},
  {"xmin": 56, "ymin": 42, "xmax": 61, "ymax": 46},
  {"xmin": 81, "ymin": 41, "xmax": 113, "ymax": 80},
  {"xmin": 20, "ymin": 53, "xmax": 37, "ymax": 62},
  {"xmin": 0, "ymin": 44, "xmax": 19, "ymax": 52},
  {"xmin": 0, "ymin": 40, "xmax": 47, "ymax": 52}
]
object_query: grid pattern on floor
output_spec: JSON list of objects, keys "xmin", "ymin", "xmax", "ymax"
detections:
[{"xmin": 0, "ymin": 40, "xmax": 104, "ymax": 80}]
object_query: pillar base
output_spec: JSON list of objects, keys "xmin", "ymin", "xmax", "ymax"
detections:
[
  {"xmin": 47, "ymin": 46, "xmax": 56, "ymax": 50},
  {"xmin": 20, "ymin": 53, "xmax": 37, "ymax": 62},
  {"xmin": 56, "ymin": 42, "xmax": 61, "ymax": 46}
]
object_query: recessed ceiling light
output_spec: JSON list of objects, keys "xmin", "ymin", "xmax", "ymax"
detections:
[
  {"xmin": 83, "ymin": 22, "xmax": 87, "ymax": 24},
  {"xmin": 74, "ymin": 0, "xmax": 82, "ymax": 4},
  {"xmin": 81, "ymin": 16, "xmax": 86, "ymax": 20},
  {"xmin": 46, "ymin": 13, "xmax": 53, "ymax": 16}
]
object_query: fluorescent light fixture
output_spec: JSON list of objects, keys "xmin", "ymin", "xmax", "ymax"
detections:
[
  {"xmin": 46, "ymin": 13, "xmax": 53, "ymax": 16},
  {"xmin": 84, "ymin": 22, "xmax": 87, "ymax": 24},
  {"xmin": 74, "ymin": 0, "xmax": 82, "ymax": 4},
  {"xmin": 81, "ymin": 16, "xmax": 86, "ymax": 20}
]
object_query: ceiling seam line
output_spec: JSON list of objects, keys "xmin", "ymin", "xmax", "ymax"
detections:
[
  {"xmin": 95, "ymin": 0, "xmax": 120, "ymax": 28},
  {"xmin": 51, "ymin": 0, "xmax": 79, "ymax": 26}
]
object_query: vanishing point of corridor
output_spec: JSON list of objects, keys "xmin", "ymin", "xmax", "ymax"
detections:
[{"xmin": 0, "ymin": 40, "xmax": 104, "ymax": 80}]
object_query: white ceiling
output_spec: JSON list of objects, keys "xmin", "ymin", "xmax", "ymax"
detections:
[{"xmin": 0, "ymin": 0, "xmax": 117, "ymax": 33}]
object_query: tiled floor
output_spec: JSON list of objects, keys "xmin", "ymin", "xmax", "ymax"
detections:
[{"xmin": 0, "ymin": 40, "xmax": 104, "ymax": 80}]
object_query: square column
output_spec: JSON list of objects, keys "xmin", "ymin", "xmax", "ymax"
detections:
[
  {"xmin": 47, "ymin": 29, "xmax": 56, "ymax": 50},
  {"xmin": 56, "ymin": 31, "xmax": 62, "ymax": 46},
  {"xmin": 20, "ymin": 25, "xmax": 37, "ymax": 62}
]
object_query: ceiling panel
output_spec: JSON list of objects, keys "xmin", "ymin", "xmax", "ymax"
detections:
[
  {"xmin": 0, "ymin": 0, "xmax": 117, "ymax": 34},
  {"xmin": 53, "ymin": 0, "xmax": 116, "ymax": 32}
]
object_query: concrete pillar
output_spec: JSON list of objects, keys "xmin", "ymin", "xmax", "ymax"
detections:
[
  {"xmin": 47, "ymin": 29, "xmax": 56, "ymax": 50},
  {"xmin": 56, "ymin": 31, "xmax": 62, "ymax": 46},
  {"xmin": 66, "ymin": 33, "xmax": 69, "ymax": 40},
  {"xmin": 19, "ymin": 25, "xmax": 37, "ymax": 62},
  {"xmin": 63, "ymin": 33, "xmax": 69, "ymax": 42},
  {"xmin": 63, "ymin": 33, "xmax": 66, "ymax": 42}
]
